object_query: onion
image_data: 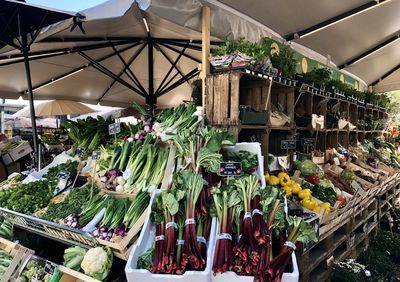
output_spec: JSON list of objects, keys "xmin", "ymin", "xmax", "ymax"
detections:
[
  {"xmin": 123, "ymin": 183, "xmax": 131, "ymax": 191},
  {"xmin": 71, "ymin": 222, "xmax": 78, "ymax": 228},
  {"xmin": 134, "ymin": 133, "xmax": 140, "ymax": 140},
  {"xmin": 93, "ymin": 229, "xmax": 99, "ymax": 237},
  {"xmin": 116, "ymin": 176, "xmax": 126, "ymax": 185},
  {"xmin": 116, "ymin": 185, "xmax": 124, "ymax": 193},
  {"xmin": 102, "ymin": 232, "xmax": 108, "ymax": 239},
  {"xmin": 100, "ymin": 176, "xmax": 107, "ymax": 183},
  {"xmin": 144, "ymin": 124, "xmax": 152, "ymax": 133}
]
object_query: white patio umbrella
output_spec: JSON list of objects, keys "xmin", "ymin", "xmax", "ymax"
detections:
[{"xmin": 13, "ymin": 100, "xmax": 95, "ymax": 118}]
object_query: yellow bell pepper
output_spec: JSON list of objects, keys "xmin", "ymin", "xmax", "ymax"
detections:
[
  {"xmin": 267, "ymin": 175, "xmax": 280, "ymax": 186},
  {"xmin": 278, "ymin": 172, "xmax": 291, "ymax": 187},
  {"xmin": 284, "ymin": 188, "xmax": 292, "ymax": 197},
  {"xmin": 312, "ymin": 206, "xmax": 321, "ymax": 213},
  {"xmin": 301, "ymin": 198, "xmax": 317, "ymax": 210},
  {"xmin": 292, "ymin": 185, "xmax": 301, "ymax": 194},
  {"xmin": 319, "ymin": 202, "xmax": 331, "ymax": 209},
  {"xmin": 298, "ymin": 189, "xmax": 311, "ymax": 199}
]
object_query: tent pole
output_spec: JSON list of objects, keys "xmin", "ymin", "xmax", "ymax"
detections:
[
  {"xmin": 21, "ymin": 35, "xmax": 39, "ymax": 166},
  {"xmin": 147, "ymin": 37, "xmax": 156, "ymax": 115},
  {"xmin": 201, "ymin": 6, "xmax": 210, "ymax": 113}
]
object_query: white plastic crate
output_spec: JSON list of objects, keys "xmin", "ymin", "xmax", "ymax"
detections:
[
  {"xmin": 223, "ymin": 142, "xmax": 266, "ymax": 188},
  {"xmin": 210, "ymin": 223, "xmax": 299, "ymax": 282},
  {"xmin": 125, "ymin": 194, "xmax": 217, "ymax": 282}
]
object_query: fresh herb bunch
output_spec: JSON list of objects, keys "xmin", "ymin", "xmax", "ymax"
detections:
[
  {"xmin": 45, "ymin": 160, "xmax": 79, "ymax": 180},
  {"xmin": 311, "ymin": 180, "xmax": 337, "ymax": 206},
  {"xmin": 301, "ymin": 68, "xmax": 331, "ymax": 87},
  {"xmin": 41, "ymin": 185, "xmax": 93, "ymax": 222},
  {"xmin": 269, "ymin": 45, "xmax": 296, "ymax": 78},
  {"xmin": 0, "ymin": 180, "xmax": 55, "ymax": 214}
]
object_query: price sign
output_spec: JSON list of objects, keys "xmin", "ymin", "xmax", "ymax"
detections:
[
  {"xmin": 280, "ymin": 140, "xmax": 296, "ymax": 150},
  {"xmin": 92, "ymin": 151, "xmax": 101, "ymax": 160},
  {"xmin": 44, "ymin": 261, "xmax": 56, "ymax": 275},
  {"xmin": 56, "ymin": 171, "xmax": 70, "ymax": 180},
  {"xmin": 269, "ymin": 68, "xmax": 279, "ymax": 77},
  {"xmin": 250, "ymin": 135, "xmax": 258, "ymax": 142},
  {"xmin": 299, "ymin": 83, "xmax": 309, "ymax": 94},
  {"xmin": 301, "ymin": 138, "xmax": 315, "ymax": 147},
  {"xmin": 55, "ymin": 171, "xmax": 70, "ymax": 195},
  {"xmin": 108, "ymin": 123, "xmax": 121, "ymax": 135},
  {"xmin": 219, "ymin": 162, "xmax": 242, "ymax": 176},
  {"xmin": 77, "ymin": 147, "xmax": 85, "ymax": 157}
]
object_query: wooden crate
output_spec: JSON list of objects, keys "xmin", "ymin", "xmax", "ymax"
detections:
[
  {"xmin": 58, "ymin": 265, "xmax": 101, "ymax": 282},
  {"xmin": 0, "ymin": 237, "xmax": 32, "ymax": 282},
  {"xmin": 96, "ymin": 204, "xmax": 150, "ymax": 260},
  {"xmin": 205, "ymin": 72, "xmax": 241, "ymax": 126},
  {"xmin": 268, "ymin": 84, "xmax": 295, "ymax": 128}
]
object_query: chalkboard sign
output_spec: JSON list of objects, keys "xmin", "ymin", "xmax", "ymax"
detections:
[
  {"xmin": 44, "ymin": 261, "xmax": 56, "ymax": 275},
  {"xmin": 92, "ymin": 151, "xmax": 101, "ymax": 160},
  {"xmin": 301, "ymin": 138, "xmax": 315, "ymax": 147},
  {"xmin": 108, "ymin": 123, "xmax": 121, "ymax": 135},
  {"xmin": 77, "ymin": 147, "xmax": 85, "ymax": 157},
  {"xmin": 280, "ymin": 140, "xmax": 296, "ymax": 150},
  {"xmin": 219, "ymin": 162, "xmax": 242, "ymax": 176}
]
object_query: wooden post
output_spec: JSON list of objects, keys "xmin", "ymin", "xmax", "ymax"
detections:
[{"xmin": 201, "ymin": 6, "xmax": 210, "ymax": 114}]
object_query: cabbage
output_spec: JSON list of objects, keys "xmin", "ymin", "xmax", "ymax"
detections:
[{"xmin": 296, "ymin": 160, "xmax": 323, "ymax": 178}]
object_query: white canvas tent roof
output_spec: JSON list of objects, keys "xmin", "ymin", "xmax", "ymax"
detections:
[{"xmin": 0, "ymin": 0, "xmax": 399, "ymax": 109}]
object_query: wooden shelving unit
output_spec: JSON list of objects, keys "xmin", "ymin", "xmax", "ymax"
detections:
[
  {"xmin": 205, "ymin": 70, "xmax": 388, "ymax": 169},
  {"xmin": 205, "ymin": 70, "xmax": 394, "ymax": 282}
]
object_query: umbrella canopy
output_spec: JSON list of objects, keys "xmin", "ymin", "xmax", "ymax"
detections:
[
  {"xmin": 13, "ymin": 100, "xmax": 95, "ymax": 118},
  {"xmin": 5, "ymin": 117, "xmax": 57, "ymax": 129},
  {"xmin": 0, "ymin": 0, "xmax": 77, "ymax": 161},
  {"xmin": 0, "ymin": 0, "xmax": 219, "ymax": 109}
]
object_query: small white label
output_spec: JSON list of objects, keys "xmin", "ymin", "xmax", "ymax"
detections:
[
  {"xmin": 243, "ymin": 212, "xmax": 252, "ymax": 219},
  {"xmin": 334, "ymin": 157, "xmax": 340, "ymax": 166},
  {"xmin": 123, "ymin": 170, "xmax": 131, "ymax": 180},
  {"xmin": 185, "ymin": 218, "xmax": 195, "ymax": 226},
  {"xmin": 252, "ymin": 209, "xmax": 263, "ymax": 217},
  {"xmin": 155, "ymin": 235, "xmax": 165, "ymax": 242},
  {"xmin": 216, "ymin": 233, "xmax": 232, "ymax": 241},
  {"xmin": 284, "ymin": 241, "xmax": 296, "ymax": 250},
  {"xmin": 278, "ymin": 157, "xmax": 289, "ymax": 169},
  {"xmin": 177, "ymin": 239, "xmax": 185, "ymax": 245},
  {"xmin": 197, "ymin": 236, "xmax": 206, "ymax": 244},
  {"xmin": 166, "ymin": 222, "xmax": 178, "ymax": 229}
]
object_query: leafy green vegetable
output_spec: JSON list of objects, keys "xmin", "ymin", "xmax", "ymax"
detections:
[
  {"xmin": 311, "ymin": 181, "xmax": 337, "ymax": 206},
  {"xmin": 138, "ymin": 246, "xmax": 154, "ymax": 271},
  {"xmin": 41, "ymin": 185, "xmax": 93, "ymax": 222},
  {"xmin": 227, "ymin": 151, "xmax": 258, "ymax": 174},
  {"xmin": 45, "ymin": 160, "xmax": 79, "ymax": 181},
  {"xmin": 0, "ymin": 180, "xmax": 55, "ymax": 214}
]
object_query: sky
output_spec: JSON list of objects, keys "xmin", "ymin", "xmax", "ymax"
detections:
[{"xmin": 27, "ymin": 0, "xmax": 108, "ymax": 12}]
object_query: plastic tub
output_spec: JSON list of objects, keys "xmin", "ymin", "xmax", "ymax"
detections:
[
  {"xmin": 223, "ymin": 142, "xmax": 266, "ymax": 188},
  {"xmin": 125, "ymin": 193, "xmax": 217, "ymax": 282}
]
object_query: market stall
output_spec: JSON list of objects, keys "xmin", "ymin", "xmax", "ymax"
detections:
[{"xmin": 0, "ymin": 0, "xmax": 400, "ymax": 282}]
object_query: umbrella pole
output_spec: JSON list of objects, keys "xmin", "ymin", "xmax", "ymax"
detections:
[{"xmin": 21, "ymin": 40, "xmax": 39, "ymax": 166}]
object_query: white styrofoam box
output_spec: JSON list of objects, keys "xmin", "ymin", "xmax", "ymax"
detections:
[
  {"xmin": 126, "ymin": 192, "xmax": 217, "ymax": 282},
  {"xmin": 223, "ymin": 142, "xmax": 266, "ymax": 188},
  {"xmin": 23, "ymin": 152, "xmax": 75, "ymax": 183},
  {"xmin": 211, "ymin": 221, "xmax": 299, "ymax": 282}
]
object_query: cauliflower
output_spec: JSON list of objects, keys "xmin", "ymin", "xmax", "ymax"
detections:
[{"xmin": 81, "ymin": 246, "xmax": 113, "ymax": 280}]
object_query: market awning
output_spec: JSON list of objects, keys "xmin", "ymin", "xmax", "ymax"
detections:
[
  {"xmin": 0, "ymin": 0, "xmax": 222, "ymax": 109},
  {"xmin": 146, "ymin": 0, "xmax": 400, "ymax": 92},
  {"xmin": 0, "ymin": 0, "xmax": 398, "ymax": 109}
]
